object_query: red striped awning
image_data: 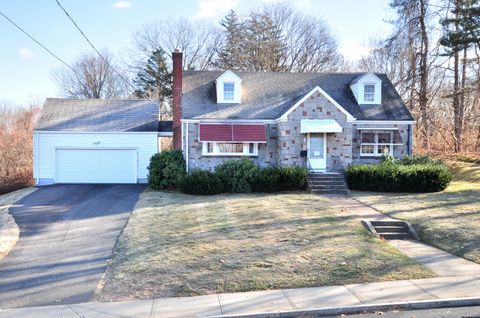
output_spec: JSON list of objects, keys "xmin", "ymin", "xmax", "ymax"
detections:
[{"xmin": 199, "ymin": 124, "xmax": 266, "ymax": 142}]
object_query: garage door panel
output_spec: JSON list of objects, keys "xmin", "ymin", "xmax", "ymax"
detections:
[{"xmin": 55, "ymin": 149, "xmax": 137, "ymax": 184}]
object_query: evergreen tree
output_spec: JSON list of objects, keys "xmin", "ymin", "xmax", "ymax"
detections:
[
  {"xmin": 244, "ymin": 12, "xmax": 285, "ymax": 71},
  {"xmin": 216, "ymin": 10, "xmax": 247, "ymax": 70},
  {"xmin": 134, "ymin": 48, "xmax": 172, "ymax": 119}
]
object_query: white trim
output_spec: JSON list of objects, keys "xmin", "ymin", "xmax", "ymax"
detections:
[
  {"xmin": 357, "ymin": 127, "xmax": 399, "ymax": 130},
  {"xmin": 279, "ymin": 86, "xmax": 355, "ymax": 122},
  {"xmin": 185, "ymin": 122, "xmax": 189, "ymax": 171},
  {"xmin": 360, "ymin": 131, "xmax": 394, "ymax": 157},
  {"xmin": 307, "ymin": 132, "xmax": 327, "ymax": 171},
  {"xmin": 34, "ymin": 130, "xmax": 159, "ymax": 135},
  {"xmin": 201, "ymin": 142, "xmax": 258, "ymax": 157},
  {"xmin": 354, "ymin": 120, "xmax": 415, "ymax": 124},
  {"xmin": 158, "ymin": 132, "xmax": 173, "ymax": 137}
]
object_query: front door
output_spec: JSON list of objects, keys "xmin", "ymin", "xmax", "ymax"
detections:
[{"xmin": 307, "ymin": 133, "xmax": 327, "ymax": 171}]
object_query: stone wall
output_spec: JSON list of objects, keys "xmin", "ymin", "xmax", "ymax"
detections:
[
  {"xmin": 185, "ymin": 122, "xmax": 278, "ymax": 171},
  {"xmin": 278, "ymin": 92, "xmax": 353, "ymax": 171}
]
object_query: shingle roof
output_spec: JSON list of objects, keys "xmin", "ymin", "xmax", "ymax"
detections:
[
  {"xmin": 35, "ymin": 98, "xmax": 160, "ymax": 132},
  {"xmin": 182, "ymin": 71, "xmax": 414, "ymax": 121}
]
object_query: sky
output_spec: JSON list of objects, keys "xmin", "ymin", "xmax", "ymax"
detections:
[{"xmin": 0, "ymin": 0, "xmax": 395, "ymax": 106}]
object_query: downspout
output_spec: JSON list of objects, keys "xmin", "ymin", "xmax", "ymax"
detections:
[
  {"xmin": 185, "ymin": 122, "xmax": 189, "ymax": 172},
  {"xmin": 407, "ymin": 124, "xmax": 412, "ymax": 155}
]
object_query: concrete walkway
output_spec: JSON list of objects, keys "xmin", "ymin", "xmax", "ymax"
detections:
[
  {"xmin": 1, "ymin": 275, "xmax": 480, "ymax": 317},
  {"xmin": 328, "ymin": 196, "xmax": 480, "ymax": 277}
]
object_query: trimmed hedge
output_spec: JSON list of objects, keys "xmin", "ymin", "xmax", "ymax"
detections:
[
  {"xmin": 215, "ymin": 158, "xmax": 260, "ymax": 193},
  {"xmin": 253, "ymin": 166, "xmax": 307, "ymax": 192},
  {"xmin": 346, "ymin": 162, "xmax": 452, "ymax": 193},
  {"xmin": 147, "ymin": 150, "xmax": 186, "ymax": 190},
  {"xmin": 178, "ymin": 170, "xmax": 224, "ymax": 195},
  {"xmin": 176, "ymin": 158, "xmax": 307, "ymax": 195}
]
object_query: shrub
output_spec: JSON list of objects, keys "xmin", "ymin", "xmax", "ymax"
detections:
[
  {"xmin": 215, "ymin": 158, "xmax": 260, "ymax": 193},
  {"xmin": 345, "ymin": 162, "xmax": 452, "ymax": 193},
  {"xmin": 253, "ymin": 166, "xmax": 308, "ymax": 192},
  {"xmin": 177, "ymin": 170, "xmax": 224, "ymax": 195},
  {"xmin": 397, "ymin": 155, "xmax": 443, "ymax": 166},
  {"xmin": 147, "ymin": 150, "xmax": 186, "ymax": 189}
]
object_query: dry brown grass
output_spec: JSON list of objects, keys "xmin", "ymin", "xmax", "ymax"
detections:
[{"xmin": 97, "ymin": 191, "xmax": 434, "ymax": 301}]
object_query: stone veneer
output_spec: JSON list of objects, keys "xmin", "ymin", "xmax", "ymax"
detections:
[
  {"xmin": 183, "ymin": 92, "xmax": 413, "ymax": 171},
  {"xmin": 185, "ymin": 122, "xmax": 278, "ymax": 171},
  {"xmin": 277, "ymin": 91, "xmax": 353, "ymax": 171}
]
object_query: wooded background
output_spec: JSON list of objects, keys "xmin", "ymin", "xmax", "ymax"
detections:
[{"xmin": 3, "ymin": 0, "xmax": 479, "ymax": 193}]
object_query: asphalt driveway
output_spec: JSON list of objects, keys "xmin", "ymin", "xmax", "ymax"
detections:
[{"xmin": 0, "ymin": 184, "xmax": 144, "ymax": 309}]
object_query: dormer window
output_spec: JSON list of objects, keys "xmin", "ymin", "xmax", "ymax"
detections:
[
  {"xmin": 350, "ymin": 73, "xmax": 382, "ymax": 105},
  {"xmin": 364, "ymin": 84, "xmax": 375, "ymax": 102},
  {"xmin": 216, "ymin": 70, "xmax": 241, "ymax": 103},
  {"xmin": 223, "ymin": 82, "xmax": 235, "ymax": 101}
]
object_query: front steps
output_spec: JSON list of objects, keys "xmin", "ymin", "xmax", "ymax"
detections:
[
  {"xmin": 362, "ymin": 220, "xmax": 419, "ymax": 240},
  {"xmin": 307, "ymin": 172, "xmax": 349, "ymax": 195}
]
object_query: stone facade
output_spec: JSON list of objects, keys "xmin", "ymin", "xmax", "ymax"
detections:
[
  {"xmin": 277, "ymin": 92, "xmax": 353, "ymax": 171},
  {"xmin": 183, "ymin": 92, "xmax": 413, "ymax": 172},
  {"xmin": 185, "ymin": 122, "xmax": 278, "ymax": 171}
]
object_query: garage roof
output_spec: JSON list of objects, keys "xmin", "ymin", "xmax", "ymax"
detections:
[{"xmin": 35, "ymin": 98, "xmax": 160, "ymax": 132}]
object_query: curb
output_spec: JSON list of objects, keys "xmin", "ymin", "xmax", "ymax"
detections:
[{"xmin": 210, "ymin": 297, "xmax": 480, "ymax": 318}]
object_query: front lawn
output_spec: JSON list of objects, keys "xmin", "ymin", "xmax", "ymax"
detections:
[
  {"xmin": 97, "ymin": 191, "xmax": 433, "ymax": 301},
  {"xmin": 352, "ymin": 161, "xmax": 480, "ymax": 263}
]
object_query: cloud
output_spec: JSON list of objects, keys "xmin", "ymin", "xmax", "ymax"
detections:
[
  {"xmin": 195, "ymin": 0, "xmax": 239, "ymax": 19},
  {"xmin": 18, "ymin": 48, "xmax": 35, "ymax": 59},
  {"xmin": 111, "ymin": 1, "xmax": 131, "ymax": 9},
  {"xmin": 339, "ymin": 43, "xmax": 371, "ymax": 61},
  {"xmin": 258, "ymin": 0, "xmax": 311, "ymax": 9}
]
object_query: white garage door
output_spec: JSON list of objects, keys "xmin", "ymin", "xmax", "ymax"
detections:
[{"xmin": 55, "ymin": 148, "xmax": 137, "ymax": 184}]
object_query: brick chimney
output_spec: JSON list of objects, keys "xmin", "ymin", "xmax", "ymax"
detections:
[{"xmin": 172, "ymin": 49, "xmax": 183, "ymax": 150}]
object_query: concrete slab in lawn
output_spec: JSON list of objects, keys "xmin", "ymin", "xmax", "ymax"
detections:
[
  {"xmin": 70, "ymin": 299, "xmax": 153, "ymax": 317},
  {"xmin": 219, "ymin": 290, "xmax": 294, "ymax": 315},
  {"xmin": 388, "ymin": 240, "xmax": 480, "ymax": 276},
  {"xmin": 284, "ymin": 286, "xmax": 362, "ymax": 309},
  {"xmin": 0, "ymin": 305, "xmax": 78, "ymax": 318},
  {"xmin": 152, "ymin": 295, "xmax": 222, "ymax": 318},
  {"xmin": 347, "ymin": 280, "xmax": 437, "ymax": 304},
  {"xmin": 411, "ymin": 276, "xmax": 480, "ymax": 299}
]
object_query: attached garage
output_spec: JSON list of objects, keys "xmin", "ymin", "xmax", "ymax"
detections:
[
  {"xmin": 34, "ymin": 98, "xmax": 163, "ymax": 185},
  {"xmin": 55, "ymin": 148, "xmax": 137, "ymax": 184}
]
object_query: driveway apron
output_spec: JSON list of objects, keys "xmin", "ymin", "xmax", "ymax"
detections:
[{"xmin": 0, "ymin": 184, "xmax": 144, "ymax": 309}]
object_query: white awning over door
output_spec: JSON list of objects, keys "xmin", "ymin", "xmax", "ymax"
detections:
[{"xmin": 300, "ymin": 119, "xmax": 343, "ymax": 133}]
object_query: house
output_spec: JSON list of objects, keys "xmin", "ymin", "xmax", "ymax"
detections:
[
  {"xmin": 172, "ymin": 51, "xmax": 415, "ymax": 172},
  {"xmin": 33, "ymin": 98, "xmax": 168, "ymax": 185}
]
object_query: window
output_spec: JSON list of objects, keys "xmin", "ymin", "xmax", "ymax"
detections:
[
  {"xmin": 202, "ymin": 142, "xmax": 258, "ymax": 156},
  {"xmin": 360, "ymin": 131, "xmax": 393, "ymax": 156},
  {"xmin": 218, "ymin": 143, "xmax": 243, "ymax": 153},
  {"xmin": 223, "ymin": 83, "xmax": 235, "ymax": 101},
  {"xmin": 364, "ymin": 84, "xmax": 375, "ymax": 102}
]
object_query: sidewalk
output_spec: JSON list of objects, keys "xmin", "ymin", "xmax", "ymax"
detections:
[
  {"xmin": 1, "ymin": 195, "xmax": 479, "ymax": 317},
  {"xmin": 1, "ymin": 275, "xmax": 480, "ymax": 317}
]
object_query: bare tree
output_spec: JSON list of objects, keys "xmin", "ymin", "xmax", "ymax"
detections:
[
  {"xmin": 53, "ymin": 50, "xmax": 130, "ymax": 99},
  {"xmin": 131, "ymin": 19, "xmax": 222, "ymax": 71}
]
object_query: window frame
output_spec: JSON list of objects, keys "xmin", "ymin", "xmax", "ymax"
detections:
[
  {"xmin": 363, "ymin": 84, "xmax": 375, "ymax": 102},
  {"xmin": 223, "ymin": 82, "xmax": 235, "ymax": 101},
  {"xmin": 202, "ymin": 142, "xmax": 258, "ymax": 156},
  {"xmin": 360, "ymin": 131, "xmax": 393, "ymax": 157}
]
